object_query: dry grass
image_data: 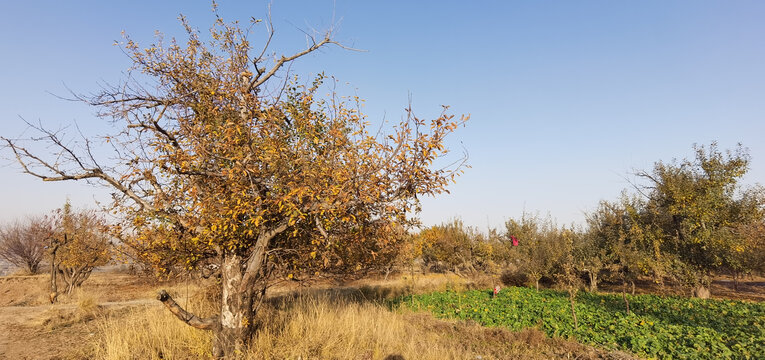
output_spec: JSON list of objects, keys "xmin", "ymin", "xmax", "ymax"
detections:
[{"xmin": 251, "ymin": 295, "xmax": 480, "ymax": 359}]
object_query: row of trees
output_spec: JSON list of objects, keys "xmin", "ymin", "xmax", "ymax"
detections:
[
  {"xmin": 409, "ymin": 144, "xmax": 765, "ymax": 299},
  {"xmin": 0, "ymin": 201, "xmax": 111, "ymax": 298}
]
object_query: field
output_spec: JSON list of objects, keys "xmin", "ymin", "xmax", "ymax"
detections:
[
  {"xmin": 0, "ymin": 271, "xmax": 763, "ymax": 359},
  {"xmin": 396, "ymin": 287, "xmax": 765, "ymax": 359}
]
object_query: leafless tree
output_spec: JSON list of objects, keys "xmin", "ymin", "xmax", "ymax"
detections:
[{"xmin": 0, "ymin": 216, "xmax": 50, "ymax": 274}]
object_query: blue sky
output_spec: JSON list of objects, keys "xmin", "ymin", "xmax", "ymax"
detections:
[{"xmin": 1, "ymin": 1, "xmax": 764, "ymax": 230}]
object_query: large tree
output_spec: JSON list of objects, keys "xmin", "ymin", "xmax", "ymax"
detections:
[
  {"xmin": 635, "ymin": 143, "xmax": 763, "ymax": 297},
  {"xmin": 2, "ymin": 11, "xmax": 466, "ymax": 357}
]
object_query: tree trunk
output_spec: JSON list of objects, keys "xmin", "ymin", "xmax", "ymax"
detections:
[
  {"xmin": 213, "ymin": 252, "xmax": 256, "ymax": 358},
  {"xmin": 158, "ymin": 223, "xmax": 285, "ymax": 359},
  {"xmin": 569, "ymin": 290, "xmax": 578, "ymax": 330},
  {"xmin": 49, "ymin": 240, "xmax": 59, "ymax": 304},
  {"xmin": 27, "ymin": 259, "xmax": 40, "ymax": 275},
  {"xmin": 622, "ymin": 281, "xmax": 630, "ymax": 315},
  {"xmin": 692, "ymin": 284, "xmax": 710, "ymax": 299},
  {"xmin": 60, "ymin": 265, "xmax": 93, "ymax": 294},
  {"xmin": 588, "ymin": 271, "xmax": 598, "ymax": 292},
  {"xmin": 733, "ymin": 272, "xmax": 739, "ymax": 292}
]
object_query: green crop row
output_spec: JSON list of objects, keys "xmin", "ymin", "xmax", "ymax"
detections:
[{"xmin": 391, "ymin": 287, "xmax": 764, "ymax": 359}]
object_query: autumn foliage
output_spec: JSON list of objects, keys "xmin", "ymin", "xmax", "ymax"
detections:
[{"xmin": 51, "ymin": 201, "xmax": 111, "ymax": 295}]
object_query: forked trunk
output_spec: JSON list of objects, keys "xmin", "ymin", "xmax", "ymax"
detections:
[
  {"xmin": 213, "ymin": 252, "xmax": 256, "ymax": 358},
  {"xmin": 588, "ymin": 271, "xmax": 598, "ymax": 292},
  {"xmin": 59, "ymin": 265, "xmax": 95, "ymax": 294},
  {"xmin": 158, "ymin": 223, "xmax": 286, "ymax": 359}
]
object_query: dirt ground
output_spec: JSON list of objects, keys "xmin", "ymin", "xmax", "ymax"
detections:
[
  {"xmin": 0, "ymin": 273, "xmax": 162, "ymax": 360},
  {"xmin": 597, "ymin": 275, "xmax": 765, "ymax": 302},
  {"xmin": 1, "ymin": 271, "xmax": 763, "ymax": 359}
]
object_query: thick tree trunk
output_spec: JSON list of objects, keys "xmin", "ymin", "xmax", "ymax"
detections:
[
  {"xmin": 159, "ymin": 223, "xmax": 286, "ymax": 359},
  {"xmin": 213, "ymin": 252, "xmax": 256, "ymax": 358},
  {"xmin": 622, "ymin": 281, "xmax": 631, "ymax": 315}
]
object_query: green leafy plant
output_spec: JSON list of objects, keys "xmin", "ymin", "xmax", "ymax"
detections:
[{"xmin": 393, "ymin": 287, "xmax": 764, "ymax": 359}]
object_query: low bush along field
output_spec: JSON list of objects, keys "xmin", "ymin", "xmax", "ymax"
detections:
[{"xmin": 393, "ymin": 287, "xmax": 764, "ymax": 359}]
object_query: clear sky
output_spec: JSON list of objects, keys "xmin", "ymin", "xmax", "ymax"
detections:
[{"xmin": 1, "ymin": 1, "xmax": 764, "ymax": 230}]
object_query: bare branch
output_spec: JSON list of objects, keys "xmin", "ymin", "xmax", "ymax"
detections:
[
  {"xmin": 249, "ymin": 34, "xmax": 334, "ymax": 91},
  {"xmin": 315, "ymin": 217, "xmax": 329, "ymax": 238},
  {"xmin": 157, "ymin": 290, "xmax": 217, "ymax": 330},
  {"xmin": 2, "ymin": 137, "xmax": 157, "ymax": 212}
]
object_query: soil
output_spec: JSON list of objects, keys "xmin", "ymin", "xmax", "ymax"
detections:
[
  {"xmin": 0, "ymin": 273, "xmax": 161, "ymax": 359},
  {"xmin": 596, "ymin": 275, "xmax": 765, "ymax": 302}
]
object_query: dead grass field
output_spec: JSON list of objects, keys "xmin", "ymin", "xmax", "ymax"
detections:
[{"xmin": 1, "ymin": 271, "xmax": 762, "ymax": 359}]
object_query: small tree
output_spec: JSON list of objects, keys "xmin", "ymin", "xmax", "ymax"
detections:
[
  {"xmin": 49, "ymin": 201, "xmax": 111, "ymax": 296},
  {"xmin": 418, "ymin": 219, "xmax": 492, "ymax": 275},
  {"xmin": 556, "ymin": 229, "xmax": 582, "ymax": 330},
  {"xmin": 504, "ymin": 213, "xmax": 563, "ymax": 290},
  {"xmin": 2, "ymin": 9, "xmax": 466, "ymax": 357},
  {"xmin": 586, "ymin": 197, "xmax": 664, "ymax": 312},
  {"xmin": 0, "ymin": 216, "xmax": 48, "ymax": 274},
  {"xmin": 732, "ymin": 221, "xmax": 765, "ymax": 283},
  {"xmin": 573, "ymin": 228, "xmax": 609, "ymax": 292}
]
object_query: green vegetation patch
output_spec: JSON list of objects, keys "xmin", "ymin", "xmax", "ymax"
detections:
[{"xmin": 393, "ymin": 287, "xmax": 764, "ymax": 359}]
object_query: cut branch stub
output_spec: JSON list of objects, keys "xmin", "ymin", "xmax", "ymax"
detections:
[{"xmin": 157, "ymin": 290, "xmax": 217, "ymax": 330}]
